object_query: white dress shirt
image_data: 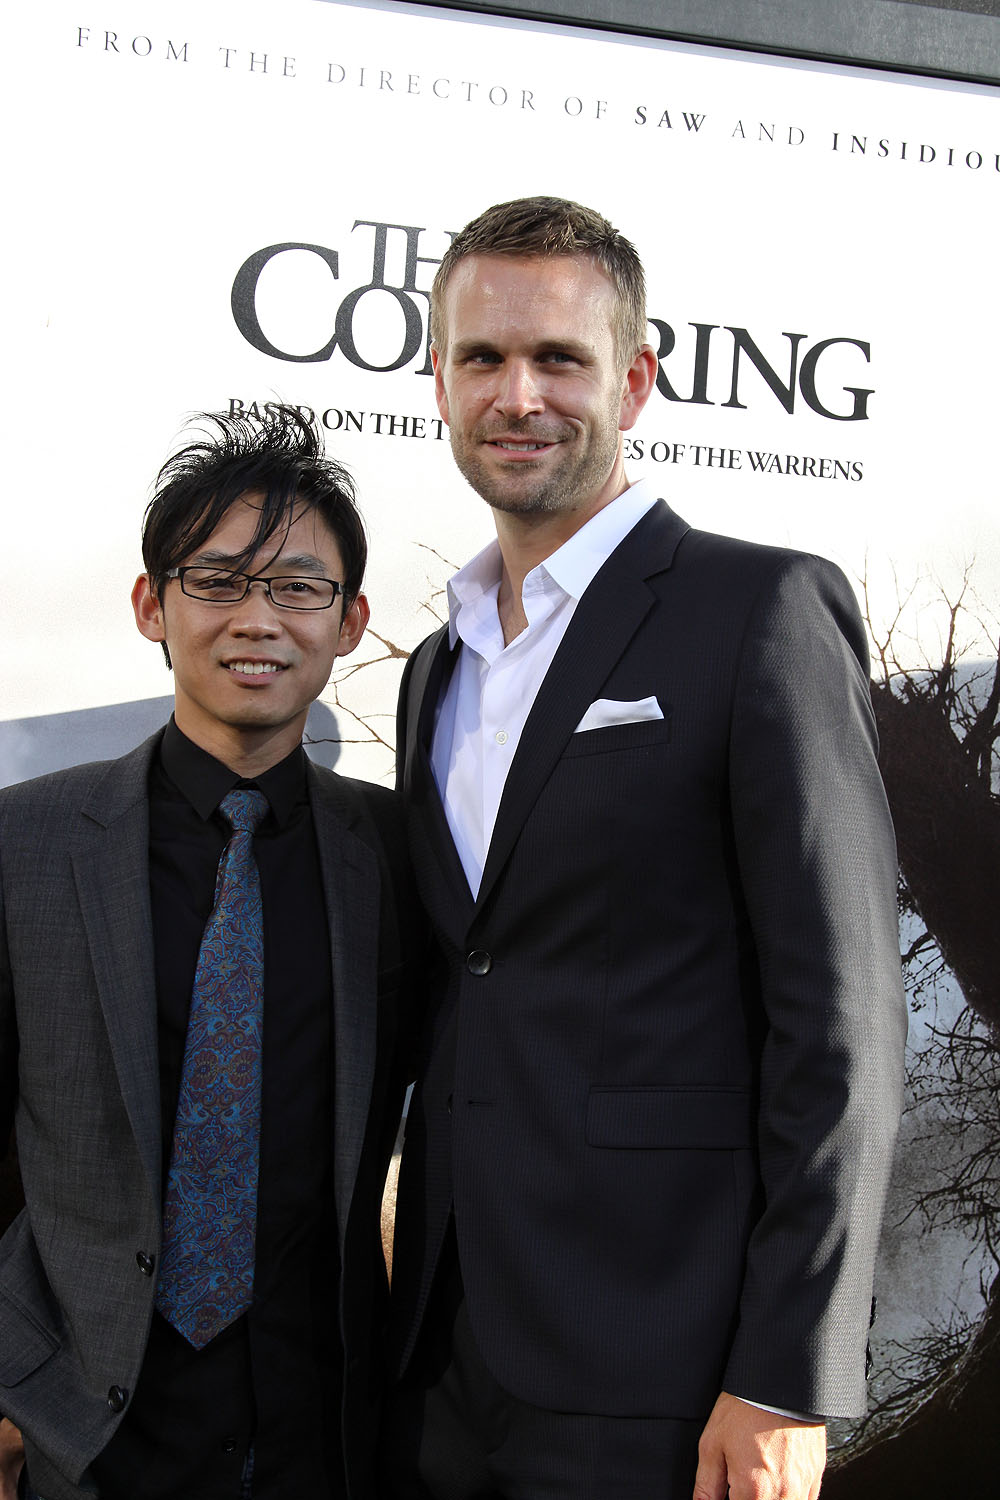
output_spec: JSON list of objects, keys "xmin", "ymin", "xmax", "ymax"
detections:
[
  {"xmin": 428, "ymin": 476, "xmax": 816, "ymax": 1427},
  {"xmin": 430, "ymin": 479, "xmax": 659, "ymax": 897}
]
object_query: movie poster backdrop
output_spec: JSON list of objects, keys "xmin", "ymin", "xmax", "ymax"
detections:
[{"xmin": 3, "ymin": 1, "xmax": 999, "ymax": 1487}]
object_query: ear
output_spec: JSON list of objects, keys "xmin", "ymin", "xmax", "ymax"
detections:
[
  {"xmin": 619, "ymin": 344, "xmax": 658, "ymax": 432},
  {"xmin": 132, "ymin": 574, "xmax": 166, "ymax": 643},
  {"xmin": 335, "ymin": 591, "xmax": 370, "ymax": 658},
  {"xmin": 431, "ymin": 343, "xmax": 450, "ymax": 426}
]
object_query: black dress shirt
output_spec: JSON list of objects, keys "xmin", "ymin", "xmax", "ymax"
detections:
[{"xmin": 93, "ymin": 721, "xmax": 345, "ymax": 1500}]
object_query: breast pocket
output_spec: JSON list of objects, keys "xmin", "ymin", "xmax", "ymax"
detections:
[{"xmin": 562, "ymin": 712, "xmax": 673, "ymax": 759}]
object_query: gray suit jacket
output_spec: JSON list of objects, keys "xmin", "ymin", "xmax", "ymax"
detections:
[{"xmin": 0, "ymin": 730, "xmax": 417, "ymax": 1499}]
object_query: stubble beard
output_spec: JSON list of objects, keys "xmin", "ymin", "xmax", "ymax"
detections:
[{"xmin": 450, "ymin": 414, "xmax": 621, "ymax": 521}]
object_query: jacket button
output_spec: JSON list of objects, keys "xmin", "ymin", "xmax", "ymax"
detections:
[
  {"xmin": 107, "ymin": 1386, "xmax": 128, "ymax": 1413},
  {"xmin": 466, "ymin": 949, "xmax": 492, "ymax": 976},
  {"xmin": 136, "ymin": 1251, "xmax": 155, "ymax": 1276}
]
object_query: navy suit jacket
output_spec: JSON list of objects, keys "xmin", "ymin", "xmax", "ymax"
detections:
[{"xmin": 391, "ymin": 499, "xmax": 906, "ymax": 1421}]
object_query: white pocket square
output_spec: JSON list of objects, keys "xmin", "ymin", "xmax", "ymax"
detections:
[{"xmin": 574, "ymin": 696, "xmax": 664, "ymax": 733}]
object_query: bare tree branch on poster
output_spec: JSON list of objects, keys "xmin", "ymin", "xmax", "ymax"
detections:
[
  {"xmin": 826, "ymin": 572, "xmax": 1000, "ymax": 1497},
  {"xmin": 310, "ymin": 546, "xmax": 456, "ymax": 766}
]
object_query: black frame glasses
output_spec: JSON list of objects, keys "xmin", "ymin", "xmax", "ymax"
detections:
[{"xmin": 166, "ymin": 566, "xmax": 344, "ymax": 611}]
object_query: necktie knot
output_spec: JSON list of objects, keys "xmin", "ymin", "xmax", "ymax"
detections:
[{"xmin": 220, "ymin": 788, "xmax": 269, "ymax": 835}]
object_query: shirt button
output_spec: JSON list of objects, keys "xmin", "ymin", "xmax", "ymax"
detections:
[
  {"xmin": 135, "ymin": 1251, "xmax": 155, "ymax": 1276},
  {"xmin": 467, "ymin": 950, "xmax": 493, "ymax": 976},
  {"xmin": 495, "ymin": 730, "xmax": 509, "ymax": 745},
  {"xmin": 107, "ymin": 1385, "xmax": 128, "ymax": 1413}
]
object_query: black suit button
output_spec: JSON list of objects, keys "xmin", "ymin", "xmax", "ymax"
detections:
[
  {"xmin": 222, "ymin": 1437, "xmax": 238, "ymax": 1455},
  {"xmin": 107, "ymin": 1386, "xmax": 128, "ymax": 1413},
  {"xmin": 466, "ymin": 949, "xmax": 493, "ymax": 976},
  {"xmin": 136, "ymin": 1251, "xmax": 155, "ymax": 1276}
]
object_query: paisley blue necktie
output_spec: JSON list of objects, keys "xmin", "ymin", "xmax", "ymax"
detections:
[{"xmin": 155, "ymin": 788, "xmax": 269, "ymax": 1349}]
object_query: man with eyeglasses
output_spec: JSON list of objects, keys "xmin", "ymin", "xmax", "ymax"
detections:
[{"xmin": 0, "ymin": 409, "xmax": 420, "ymax": 1500}]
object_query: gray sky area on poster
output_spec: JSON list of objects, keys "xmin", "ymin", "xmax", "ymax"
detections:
[{"xmin": 0, "ymin": 700, "xmax": 342, "ymax": 791}]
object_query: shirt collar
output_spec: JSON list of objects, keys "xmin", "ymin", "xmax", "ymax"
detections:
[
  {"xmin": 445, "ymin": 541, "xmax": 501, "ymax": 650},
  {"xmin": 159, "ymin": 717, "xmax": 307, "ymax": 828},
  {"xmin": 445, "ymin": 479, "xmax": 659, "ymax": 647}
]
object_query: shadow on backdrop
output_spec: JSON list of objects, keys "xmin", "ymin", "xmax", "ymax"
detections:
[{"xmin": 0, "ymin": 696, "xmax": 343, "ymax": 789}]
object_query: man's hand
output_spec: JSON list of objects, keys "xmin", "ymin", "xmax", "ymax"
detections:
[
  {"xmin": 0, "ymin": 1418, "xmax": 25, "ymax": 1500},
  {"xmin": 693, "ymin": 1392, "xmax": 825, "ymax": 1500}
]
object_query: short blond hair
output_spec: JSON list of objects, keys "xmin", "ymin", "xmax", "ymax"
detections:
[{"xmin": 431, "ymin": 196, "xmax": 647, "ymax": 368}]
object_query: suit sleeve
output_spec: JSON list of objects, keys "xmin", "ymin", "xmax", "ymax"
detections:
[{"xmin": 721, "ymin": 553, "xmax": 906, "ymax": 1420}]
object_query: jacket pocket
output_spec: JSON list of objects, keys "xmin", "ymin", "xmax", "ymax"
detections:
[
  {"xmin": 586, "ymin": 1085, "xmax": 754, "ymax": 1149},
  {"xmin": 562, "ymin": 714, "xmax": 673, "ymax": 757},
  {"xmin": 0, "ymin": 1287, "xmax": 60, "ymax": 1386}
]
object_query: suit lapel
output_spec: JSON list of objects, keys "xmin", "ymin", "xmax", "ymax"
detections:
[
  {"xmin": 308, "ymin": 766, "xmax": 380, "ymax": 1244},
  {"xmin": 402, "ymin": 629, "xmax": 476, "ymax": 940},
  {"xmin": 73, "ymin": 735, "xmax": 162, "ymax": 1201},
  {"xmin": 400, "ymin": 624, "xmax": 451, "ymax": 800},
  {"xmin": 476, "ymin": 501, "xmax": 690, "ymax": 913}
]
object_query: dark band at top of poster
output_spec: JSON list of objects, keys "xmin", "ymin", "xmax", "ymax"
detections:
[{"xmin": 378, "ymin": 0, "xmax": 1000, "ymax": 84}]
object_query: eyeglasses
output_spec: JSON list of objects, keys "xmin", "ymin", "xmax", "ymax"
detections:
[{"xmin": 166, "ymin": 566, "xmax": 343, "ymax": 611}]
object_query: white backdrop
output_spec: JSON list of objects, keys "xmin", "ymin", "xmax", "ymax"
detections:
[{"xmin": 3, "ymin": 0, "xmax": 998, "ymax": 782}]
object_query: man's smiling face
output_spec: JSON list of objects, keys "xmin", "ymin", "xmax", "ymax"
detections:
[
  {"xmin": 132, "ymin": 494, "xmax": 366, "ymax": 770},
  {"xmin": 433, "ymin": 253, "xmax": 637, "ymax": 528}
]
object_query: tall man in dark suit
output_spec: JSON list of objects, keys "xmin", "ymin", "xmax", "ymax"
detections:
[
  {"xmin": 384, "ymin": 198, "xmax": 907, "ymax": 1500},
  {"xmin": 0, "ymin": 411, "xmax": 418, "ymax": 1500}
]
